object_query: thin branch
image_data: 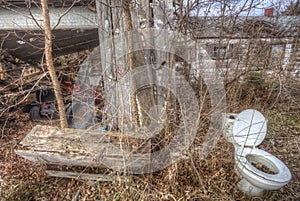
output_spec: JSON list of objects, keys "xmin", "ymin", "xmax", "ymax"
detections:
[{"xmin": 52, "ymin": 0, "xmax": 80, "ymax": 30}]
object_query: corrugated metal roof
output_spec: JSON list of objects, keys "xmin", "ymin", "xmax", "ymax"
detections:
[
  {"xmin": 0, "ymin": 0, "xmax": 94, "ymax": 7},
  {"xmin": 0, "ymin": 7, "xmax": 97, "ymax": 30},
  {"xmin": 0, "ymin": 6, "xmax": 98, "ymax": 62}
]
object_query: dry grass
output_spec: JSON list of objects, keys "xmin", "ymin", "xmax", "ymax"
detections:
[{"xmin": 0, "ymin": 74, "xmax": 299, "ymax": 201}]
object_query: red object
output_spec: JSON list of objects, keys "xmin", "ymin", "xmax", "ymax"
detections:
[
  {"xmin": 264, "ymin": 8, "xmax": 274, "ymax": 17},
  {"xmin": 74, "ymin": 85, "xmax": 81, "ymax": 92},
  {"xmin": 44, "ymin": 105, "xmax": 50, "ymax": 109},
  {"xmin": 62, "ymin": 81, "xmax": 73, "ymax": 87}
]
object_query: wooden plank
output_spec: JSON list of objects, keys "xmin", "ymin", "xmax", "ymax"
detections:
[
  {"xmin": 20, "ymin": 125, "xmax": 150, "ymax": 154},
  {"xmin": 15, "ymin": 149, "xmax": 150, "ymax": 173},
  {"xmin": 15, "ymin": 149, "xmax": 104, "ymax": 167},
  {"xmin": 21, "ymin": 125, "xmax": 148, "ymax": 142},
  {"xmin": 45, "ymin": 170, "xmax": 123, "ymax": 181},
  {"xmin": 16, "ymin": 125, "xmax": 152, "ymax": 171},
  {"xmin": 15, "ymin": 148, "xmax": 151, "ymax": 166}
]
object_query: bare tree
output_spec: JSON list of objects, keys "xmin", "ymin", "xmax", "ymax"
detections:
[
  {"xmin": 41, "ymin": 0, "xmax": 68, "ymax": 128},
  {"xmin": 282, "ymin": 0, "xmax": 300, "ymax": 15}
]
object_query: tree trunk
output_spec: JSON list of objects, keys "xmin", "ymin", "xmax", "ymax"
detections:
[
  {"xmin": 41, "ymin": 0, "xmax": 68, "ymax": 128},
  {"xmin": 122, "ymin": 0, "xmax": 156, "ymax": 128},
  {"xmin": 165, "ymin": 0, "xmax": 183, "ymax": 131},
  {"xmin": 122, "ymin": 0, "xmax": 139, "ymax": 127}
]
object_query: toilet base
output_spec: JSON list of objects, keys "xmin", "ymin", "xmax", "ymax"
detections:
[{"xmin": 237, "ymin": 178, "xmax": 264, "ymax": 196}]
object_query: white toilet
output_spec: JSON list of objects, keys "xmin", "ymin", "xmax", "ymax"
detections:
[{"xmin": 223, "ymin": 109, "xmax": 292, "ymax": 196}]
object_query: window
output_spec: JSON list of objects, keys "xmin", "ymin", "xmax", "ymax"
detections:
[
  {"xmin": 270, "ymin": 45, "xmax": 284, "ymax": 68},
  {"xmin": 206, "ymin": 43, "xmax": 235, "ymax": 60},
  {"xmin": 212, "ymin": 46, "xmax": 227, "ymax": 58}
]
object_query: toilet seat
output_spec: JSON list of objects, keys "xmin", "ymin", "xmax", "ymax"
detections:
[
  {"xmin": 235, "ymin": 147, "xmax": 292, "ymax": 183},
  {"xmin": 232, "ymin": 109, "xmax": 267, "ymax": 147}
]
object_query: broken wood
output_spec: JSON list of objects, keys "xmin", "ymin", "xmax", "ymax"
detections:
[
  {"xmin": 0, "ymin": 65, "xmax": 79, "ymax": 95},
  {"xmin": 16, "ymin": 125, "xmax": 152, "ymax": 176},
  {"xmin": 45, "ymin": 170, "xmax": 123, "ymax": 181}
]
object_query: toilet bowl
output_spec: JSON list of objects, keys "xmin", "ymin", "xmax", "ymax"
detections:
[
  {"xmin": 223, "ymin": 109, "xmax": 292, "ymax": 196},
  {"xmin": 235, "ymin": 147, "xmax": 292, "ymax": 196}
]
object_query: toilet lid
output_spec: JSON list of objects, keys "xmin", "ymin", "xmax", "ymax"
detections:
[{"xmin": 233, "ymin": 109, "xmax": 267, "ymax": 147}]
